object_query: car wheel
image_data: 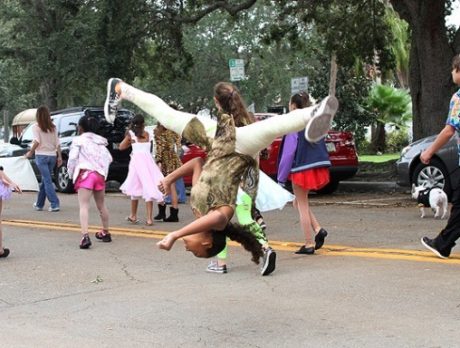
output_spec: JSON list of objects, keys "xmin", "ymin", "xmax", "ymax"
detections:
[
  {"xmin": 315, "ymin": 180, "xmax": 339, "ymax": 195},
  {"xmin": 412, "ymin": 159, "xmax": 451, "ymax": 198},
  {"xmin": 55, "ymin": 163, "xmax": 74, "ymax": 193}
]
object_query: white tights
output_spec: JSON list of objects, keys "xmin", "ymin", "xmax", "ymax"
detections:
[{"xmin": 120, "ymin": 82, "xmax": 321, "ymax": 157}]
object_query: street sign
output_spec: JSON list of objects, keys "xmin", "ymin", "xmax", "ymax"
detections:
[
  {"xmin": 229, "ymin": 59, "xmax": 245, "ymax": 81},
  {"xmin": 291, "ymin": 76, "xmax": 308, "ymax": 95}
]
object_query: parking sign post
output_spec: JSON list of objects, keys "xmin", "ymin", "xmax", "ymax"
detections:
[
  {"xmin": 291, "ymin": 77, "xmax": 309, "ymax": 95},
  {"xmin": 229, "ymin": 59, "xmax": 245, "ymax": 82}
]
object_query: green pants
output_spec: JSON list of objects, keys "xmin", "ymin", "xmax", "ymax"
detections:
[{"xmin": 217, "ymin": 192, "xmax": 268, "ymax": 259}]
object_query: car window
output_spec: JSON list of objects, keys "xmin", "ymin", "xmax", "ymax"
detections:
[
  {"xmin": 57, "ymin": 114, "xmax": 81, "ymax": 137},
  {"xmin": 20, "ymin": 123, "xmax": 35, "ymax": 143}
]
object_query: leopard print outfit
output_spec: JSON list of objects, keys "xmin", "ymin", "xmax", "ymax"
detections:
[{"xmin": 154, "ymin": 127, "xmax": 182, "ymax": 176}]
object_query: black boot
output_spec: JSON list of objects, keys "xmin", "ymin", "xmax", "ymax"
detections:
[
  {"xmin": 154, "ymin": 204, "xmax": 166, "ymax": 221},
  {"xmin": 164, "ymin": 207, "xmax": 179, "ymax": 222}
]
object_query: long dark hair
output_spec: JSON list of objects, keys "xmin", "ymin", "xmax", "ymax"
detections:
[
  {"xmin": 213, "ymin": 82, "xmax": 253, "ymax": 127},
  {"xmin": 130, "ymin": 114, "xmax": 146, "ymax": 139},
  {"xmin": 79, "ymin": 110, "xmax": 100, "ymax": 134},
  {"xmin": 36, "ymin": 105, "xmax": 55, "ymax": 133},
  {"xmin": 290, "ymin": 92, "xmax": 312, "ymax": 109},
  {"xmin": 207, "ymin": 223, "xmax": 264, "ymax": 264}
]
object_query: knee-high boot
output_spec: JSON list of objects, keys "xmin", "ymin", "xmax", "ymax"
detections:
[
  {"xmin": 154, "ymin": 204, "xmax": 166, "ymax": 221},
  {"xmin": 164, "ymin": 207, "xmax": 179, "ymax": 222}
]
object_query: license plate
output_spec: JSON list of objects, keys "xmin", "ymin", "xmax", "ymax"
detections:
[{"xmin": 326, "ymin": 142, "xmax": 336, "ymax": 153}]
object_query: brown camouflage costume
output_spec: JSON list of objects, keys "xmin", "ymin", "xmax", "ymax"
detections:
[{"xmin": 182, "ymin": 114, "xmax": 259, "ymax": 217}]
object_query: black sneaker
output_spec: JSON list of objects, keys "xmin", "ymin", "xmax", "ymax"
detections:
[
  {"xmin": 0, "ymin": 248, "xmax": 10, "ymax": 258},
  {"xmin": 80, "ymin": 234, "xmax": 92, "ymax": 249},
  {"xmin": 95, "ymin": 230, "xmax": 112, "ymax": 243},
  {"xmin": 421, "ymin": 237, "xmax": 449, "ymax": 259},
  {"xmin": 315, "ymin": 228, "xmax": 328, "ymax": 250},
  {"xmin": 261, "ymin": 247, "xmax": 276, "ymax": 276},
  {"xmin": 104, "ymin": 78, "xmax": 122, "ymax": 123}
]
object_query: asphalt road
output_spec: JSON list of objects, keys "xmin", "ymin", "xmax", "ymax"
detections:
[{"xmin": 1, "ymin": 188, "xmax": 459, "ymax": 347}]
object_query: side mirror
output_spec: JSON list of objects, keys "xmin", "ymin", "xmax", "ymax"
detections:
[{"xmin": 9, "ymin": 137, "xmax": 20, "ymax": 145}]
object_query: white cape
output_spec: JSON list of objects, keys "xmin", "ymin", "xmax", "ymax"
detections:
[
  {"xmin": 0, "ymin": 156, "xmax": 39, "ymax": 191},
  {"xmin": 237, "ymin": 170, "xmax": 294, "ymax": 212}
]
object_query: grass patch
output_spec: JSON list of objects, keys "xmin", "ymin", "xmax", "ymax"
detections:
[{"xmin": 359, "ymin": 153, "xmax": 400, "ymax": 163}]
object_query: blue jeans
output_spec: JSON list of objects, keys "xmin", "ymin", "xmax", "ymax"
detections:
[{"xmin": 35, "ymin": 155, "xmax": 60, "ymax": 209}]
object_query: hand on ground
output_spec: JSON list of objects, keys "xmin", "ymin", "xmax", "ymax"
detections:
[{"xmin": 157, "ymin": 233, "xmax": 176, "ymax": 251}]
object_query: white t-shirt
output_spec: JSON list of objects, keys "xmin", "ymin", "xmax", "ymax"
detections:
[{"xmin": 32, "ymin": 124, "xmax": 59, "ymax": 156}]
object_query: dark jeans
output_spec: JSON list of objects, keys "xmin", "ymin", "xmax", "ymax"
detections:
[
  {"xmin": 35, "ymin": 155, "xmax": 60, "ymax": 209},
  {"xmin": 434, "ymin": 185, "xmax": 460, "ymax": 255}
]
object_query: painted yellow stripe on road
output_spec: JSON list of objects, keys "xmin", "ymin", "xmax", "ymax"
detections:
[{"xmin": 4, "ymin": 219, "xmax": 460, "ymax": 265}]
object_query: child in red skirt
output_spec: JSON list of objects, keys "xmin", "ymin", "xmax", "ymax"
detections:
[{"xmin": 278, "ymin": 92, "xmax": 331, "ymax": 254}]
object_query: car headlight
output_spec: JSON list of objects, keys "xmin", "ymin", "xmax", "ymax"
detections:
[{"xmin": 400, "ymin": 145, "xmax": 412, "ymax": 158}]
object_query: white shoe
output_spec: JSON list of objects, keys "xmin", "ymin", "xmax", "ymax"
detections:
[{"xmin": 304, "ymin": 96, "xmax": 339, "ymax": 143}]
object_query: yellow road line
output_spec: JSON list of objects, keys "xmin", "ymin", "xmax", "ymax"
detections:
[{"xmin": 4, "ymin": 219, "xmax": 460, "ymax": 264}]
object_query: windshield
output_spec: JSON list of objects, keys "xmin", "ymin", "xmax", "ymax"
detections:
[{"xmin": 20, "ymin": 123, "xmax": 35, "ymax": 143}]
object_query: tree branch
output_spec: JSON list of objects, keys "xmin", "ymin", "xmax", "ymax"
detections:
[{"xmin": 176, "ymin": 0, "xmax": 258, "ymax": 24}]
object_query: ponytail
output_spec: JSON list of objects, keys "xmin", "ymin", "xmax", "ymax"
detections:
[
  {"xmin": 214, "ymin": 82, "xmax": 253, "ymax": 127},
  {"xmin": 130, "ymin": 114, "xmax": 146, "ymax": 139}
]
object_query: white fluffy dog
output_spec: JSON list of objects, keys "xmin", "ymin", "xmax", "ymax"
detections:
[{"xmin": 411, "ymin": 184, "xmax": 448, "ymax": 219}]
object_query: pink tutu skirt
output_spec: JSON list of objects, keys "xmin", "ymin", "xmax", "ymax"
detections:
[{"xmin": 120, "ymin": 152, "xmax": 165, "ymax": 202}]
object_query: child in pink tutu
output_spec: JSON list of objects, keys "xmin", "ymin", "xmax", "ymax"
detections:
[
  {"xmin": 119, "ymin": 114, "xmax": 165, "ymax": 226},
  {"xmin": 67, "ymin": 112, "xmax": 113, "ymax": 249},
  {"xmin": 0, "ymin": 166, "xmax": 22, "ymax": 258}
]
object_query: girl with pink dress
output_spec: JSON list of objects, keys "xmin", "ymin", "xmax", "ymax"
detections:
[{"xmin": 119, "ymin": 114, "xmax": 164, "ymax": 226}]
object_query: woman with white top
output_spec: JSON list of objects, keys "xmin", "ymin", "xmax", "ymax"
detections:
[{"xmin": 25, "ymin": 105, "xmax": 62, "ymax": 212}]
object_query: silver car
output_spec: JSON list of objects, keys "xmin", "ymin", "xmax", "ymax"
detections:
[{"xmin": 396, "ymin": 134, "xmax": 459, "ymax": 198}]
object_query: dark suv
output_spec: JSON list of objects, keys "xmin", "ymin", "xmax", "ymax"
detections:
[{"xmin": 8, "ymin": 107, "xmax": 133, "ymax": 192}]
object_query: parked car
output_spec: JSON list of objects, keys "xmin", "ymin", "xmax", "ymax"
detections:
[
  {"xmin": 396, "ymin": 133, "xmax": 458, "ymax": 199},
  {"xmin": 3, "ymin": 106, "xmax": 134, "ymax": 193},
  {"xmin": 181, "ymin": 113, "xmax": 359, "ymax": 194}
]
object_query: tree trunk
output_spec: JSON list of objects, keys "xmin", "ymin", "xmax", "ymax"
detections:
[
  {"xmin": 371, "ymin": 122, "xmax": 386, "ymax": 153},
  {"xmin": 390, "ymin": 0, "xmax": 456, "ymax": 140}
]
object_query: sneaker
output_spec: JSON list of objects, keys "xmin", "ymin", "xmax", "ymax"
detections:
[
  {"xmin": 104, "ymin": 78, "xmax": 122, "ymax": 124},
  {"xmin": 33, "ymin": 203, "xmax": 43, "ymax": 211},
  {"xmin": 80, "ymin": 234, "xmax": 92, "ymax": 249},
  {"xmin": 48, "ymin": 206, "xmax": 60, "ymax": 212},
  {"xmin": 304, "ymin": 96, "xmax": 339, "ymax": 143},
  {"xmin": 315, "ymin": 228, "xmax": 328, "ymax": 250},
  {"xmin": 421, "ymin": 237, "xmax": 449, "ymax": 259},
  {"xmin": 261, "ymin": 247, "xmax": 276, "ymax": 276},
  {"xmin": 95, "ymin": 230, "xmax": 112, "ymax": 243},
  {"xmin": 206, "ymin": 261, "xmax": 227, "ymax": 274},
  {"xmin": 0, "ymin": 248, "xmax": 10, "ymax": 258}
]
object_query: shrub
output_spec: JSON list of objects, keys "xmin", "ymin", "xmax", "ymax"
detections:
[{"xmin": 386, "ymin": 129, "xmax": 410, "ymax": 153}]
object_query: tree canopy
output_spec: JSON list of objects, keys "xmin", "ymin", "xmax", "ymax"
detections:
[{"xmin": 0, "ymin": 0, "xmax": 458, "ymax": 141}]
